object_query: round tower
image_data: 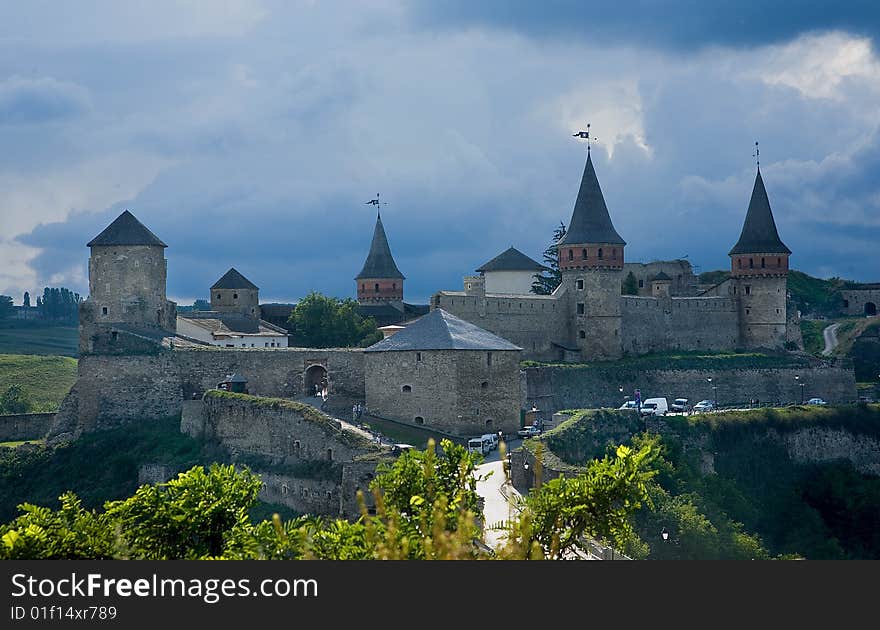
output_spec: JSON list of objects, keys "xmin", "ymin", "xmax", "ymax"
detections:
[
  {"xmin": 356, "ymin": 212, "xmax": 405, "ymax": 308},
  {"xmin": 558, "ymin": 152, "xmax": 626, "ymax": 360},
  {"xmin": 729, "ymin": 169, "xmax": 791, "ymax": 349},
  {"xmin": 211, "ymin": 268, "xmax": 260, "ymax": 319}
]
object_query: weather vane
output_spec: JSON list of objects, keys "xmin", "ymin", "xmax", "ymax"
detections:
[
  {"xmin": 365, "ymin": 193, "xmax": 389, "ymax": 216},
  {"xmin": 754, "ymin": 141, "xmax": 760, "ymax": 169},
  {"xmin": 573, "ymin": 123, "xmax": 596, "ymax": 152}
]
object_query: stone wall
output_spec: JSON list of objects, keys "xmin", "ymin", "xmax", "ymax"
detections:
[
  {"xmin": 523, "ymin": 363, "xmax": 858, "ymax": 414},
  {"xmin": 364, "ymin": 349, "xmax": 521, "ymax": 436},
  {"xmin": 0, "ymin": 413, "xmax": 54, "ymax": 441},
  {"xmin": 186, "ymin": 392, "xmax": 389, "ymax": 518},
  {"xmin": 49, "ymin": 346, "xmax": 365, "ymax": 442},
  {"xmin": 841, "ymin": 289, "xmax": 880, "ymax": 316},
  {"xmin": 621, "ymin": 296, "xmax": 739, "ymax": 354},
  {"xmin": 432, "ymin": 292, "xmax": 566, "ymax": 361},
  {"xmin": 623, "ymin": 260, "xmax": 698, "ymax": 296},
  {"xmin": 779, "ymin": 427, "xmax": 880, "ymax": 476}
]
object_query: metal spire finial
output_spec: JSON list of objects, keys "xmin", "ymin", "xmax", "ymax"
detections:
[
  {"xmin": 573, "ymin": 123, "xmax": 596, "ymax": 153},
  {"xmin": 754, "ymin": 141, "xmax": 760, "ymax": 170},
  {"xmin": 365, "ymin": 193, "xmax": 389, "ymax": 218}
]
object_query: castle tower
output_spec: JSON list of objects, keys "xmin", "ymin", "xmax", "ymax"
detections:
[
  {"xmin": 729, "ymin": 169, "xmax": 791, "ymax": 348},
  {"xmin": 80, "ymin": 210, "xmax": 176, "ymax": 351},
  {"xmin": 211, "ymin": 268, "xmax": 260, "ymax": 319},
  {"xmin": 651, "ymin": 271, "xmax": 672, "ymax": 298},
  {"xmin": 558, "ymin": 152, "xmax": 626, "ymax": 359},
  {"xmin": 356, "ymin": 211, "xmax": 405, "ymax": 309}
]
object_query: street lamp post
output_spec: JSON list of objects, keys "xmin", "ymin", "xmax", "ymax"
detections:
[
  {"xmin": 708, "ymin": 377, "xmax": 717, "ymax": 407},
  {"xmin": 795, "ymin": 375, "xmax": 804, "ymax": 404}
]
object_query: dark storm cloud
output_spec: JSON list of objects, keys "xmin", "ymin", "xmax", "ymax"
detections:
[{"xmin": 410, "ymin": 0, "xmax": 880, "ymax": 49}]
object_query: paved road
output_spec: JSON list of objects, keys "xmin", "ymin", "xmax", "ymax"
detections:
[
  {"xmin": 822, "ymin": 322, "xmax": 840, "ymax": 356},
  {"xmin": 474, "ymin": 440, "xmax": 523, "ymax": 551}
]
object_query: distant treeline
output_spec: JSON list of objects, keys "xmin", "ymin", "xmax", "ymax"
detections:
[{"xmin": 0, "ymin": 288, "xmax": 81, "ymax": 323}]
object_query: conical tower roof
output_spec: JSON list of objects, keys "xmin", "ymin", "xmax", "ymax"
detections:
[
  {"xmin": 729, "ymin": 170, "xmax": 791, "ymax": 255},
  {"xmin": 87, "ymin": 210, "xmax": 167, "ymax": 247},
  {"xmin": 211, "ymin": 268, "xmax": 259, "ymax": 290},
  {"xmin": 356, "ymin": 213, "xmax": 405, "ymax": 280},
  {"xmin": 559, "ymin": 153, "xmax": 626, "ymax": 246}
]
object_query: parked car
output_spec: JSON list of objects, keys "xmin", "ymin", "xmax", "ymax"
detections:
[
  {"xmin": 807, "ymin": 397, "xmax": 827, "ymax": 406},
  {"xmin": 518, "ymin": 424, "xmax": 542, "ymax": 438},
  {"xmin": 692, "ymin": 400, "xmax": 715, "ymax": 413},
  {"xmin": 670, "ymin": 398, "xmax": 689, "ymax": 413},
  {"xmin": 467, "ymin": 437, "xmax": 492, "ymax": 455},
  {"xmin": 481, "ymin": 433, "xmax": 499, "ymax": 450},
  {"xmin": 618, "ymin": 400, "xmax": 639, "ymax": 411},
  {"xmin": 638, "ymin": 397, "xmax": 668, "ymax": 417}
]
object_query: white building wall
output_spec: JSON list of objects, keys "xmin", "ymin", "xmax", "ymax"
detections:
[
  {"xmin": 176, "ymin": 317, "xmax": 289, "ymax": 348},
  {"xmin": 483, "ymin": 270, "xmax": 537, "ymax": 295}
]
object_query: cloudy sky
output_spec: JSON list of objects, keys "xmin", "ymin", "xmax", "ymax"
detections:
[{"xmin": 2, "ymin": 1, "xmax": 880, "ymax": 306}]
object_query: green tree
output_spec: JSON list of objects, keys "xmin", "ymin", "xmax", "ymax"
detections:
[
  {"xmin": 514, "ymin": 443, "xmax": 658, "ymax": 559},
  {"xmin": 287, "ymin": 292, "xmax": 382, "ymax": 348},
  {"xmin": 0, "ymin": 385, "xmax": 32, "ymax": 414},
  {"xmin": 0, "ymin": 295, "xmax": 13, "ymax": 319},
  {"xmin": 622, "ymin": 271, "xmax": 639, "ymax": 295},
  {"xmin": 531, "ymin": 221, "xmax": 566, "ymax": 295},
  {"xmin": 103, "ymin": 463, "xmax": 262, "ymax": 559}
]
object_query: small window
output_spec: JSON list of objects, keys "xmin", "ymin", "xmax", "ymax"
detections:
[
  {"xmin": 416, "ymin": 352, "xmax": 422, "ymax": 362},
  {"xmin": 576, "ymin": 279, "xmax": 584, "ymax": 290},
  {"xmin": 749, "ymin": 258, "xmax": 754, "ymax": 269},
  {"xmin": 487, "ymin": 352, "xmax": 493, "ymax": 366},
  {"xmin": 233, "ymin": 293, "xmax": 238, "ymax": 299},
  {"xmin": 738, "ymin": 259, "xmax": 742, "ymax": 269},
  {"xmin": 579, "ymin": 330, "xmax": 586, "ymax": 339},
  {"xmin": 327, "ymin": 448, "xmax": 333, "ymax": 461},
  {"xmin": 638, "ymin": 280, "xmax": 644, "ymax": 288},
  {"xmin": 598, "ymin": 248, "xmax": 603, "ymax": 259},
  {"xmin": 374, "ymin": 283, "xmax": 380, "ymax": 293},
  {"xmin": 392, "ymin": 283, "xmax": 396, "ymax": 290},
  {"xmin": 761, "ymin": 258, "xmax": 765, "ymax": 269},
  {"xmin": 361, "ymin": 284, "xmax": 365, "ymax": 292},
  {"xmin": 402, "ymin": 385, "xmax": 412, "ymax": 393},
  {"xmin": 843, "ymin": 299, "xmax": 849, "ymax": 308},
  {"xmin": 582, "ymin": 248, "xmax": 588, "ymax": 259},
  {"xmin": 414, "ymin": 416, "xmax": 425, "ymax": 425},
  {"xmin": 111, "ymin": 331, "xmax": 118, "ymax": 342},
  {"xmin": 577, "ymin": 303, "xmax": 585, "ymax": 315},
  {"xmin": 481, "ymin": 381, "xmax": 489, "ymax": 390},
  {"xmin": 745, "ymin": 286, "xmax": 751, "ymax": 295},
  {"xmin": 777, "ymin": 257, "xmax": 782, "ymax": 267},
  {"xmin": 568, "ymin": 249, "xmax": 574, "ymax": 261},
  {"xmin": 746, "ymin": 309, "xmax": 750, "ymax": 315},
  {"xmin": 485, "ymin": 419, "xmax": 493, "ymax": 427},
  {"xmin": 294, "ymin": 440, "xmax": 301, "ymax": 451},
  {"xmin": 102, "ymin": 306, "xmax": 108, "ymax": 315},
  {"xmin": 216, "ymin": 293, "xmax": 221, "ymax": 300}
]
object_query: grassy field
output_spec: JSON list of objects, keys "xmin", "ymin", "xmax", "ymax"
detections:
[
  {"xmin": 0, "ymin": 321, "xmax": 78, "ymax": 357},
  {"xmin": 0, "ymin": 354, "xmax": 78, "ymax": 411}
]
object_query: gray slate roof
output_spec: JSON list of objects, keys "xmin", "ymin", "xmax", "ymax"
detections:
[
  {"xmin": 356, "ymin": 214, "xmax": 405, "ymax": 280},
  {"xmin": 211, "ymin": 268, "xmax": 259, "ymax": 290},
  {"xmin": 87, "ymin": 210, "xmax": 167, "ymax": 247},
  {"xmin": 729, "ymin": 170, "xmax": 791, "ymax": 255},
  {"xmin": 559, "ymin": 153, "xmax": 626, "ymax": 246},
  {"xmin": 364, "ymin": 308, "xmax": 521, "ymax": 352},
  {"xmin": 476, "ymin": 247, "xmax": 547, "ymax": 272},
  {"xmin": 652, "ymin": 271, "xmax": 672, "ymax": 281}
]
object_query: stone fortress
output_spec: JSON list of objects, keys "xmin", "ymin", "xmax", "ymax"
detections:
[
  {"xmin": 42, "ymin": 139, "xmax": 861, "ymax": 517},
  {"xmin": 434, "ymin": 149, "xmax": 802, "ymax": 361}
]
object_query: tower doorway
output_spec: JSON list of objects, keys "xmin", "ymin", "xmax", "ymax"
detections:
[
  {"xmin": 866, "ymin": 302, "xmax": 877, "ymax": 316},
  {"xmin": 304, "ymin": 364, "xmax": 328, "ymax": 397}
]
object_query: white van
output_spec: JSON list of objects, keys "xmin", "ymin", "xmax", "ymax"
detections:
[
  {"xmin": 481, "ymin": 433, "xmax": 499, "ymax": 451},
  {"xmin": 468, "ymin": 437, "xmax": 490, "ymax": 455},
  {"xmin": 639, "ymin": 397, "xmax": 669, "ymax": 417}
]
